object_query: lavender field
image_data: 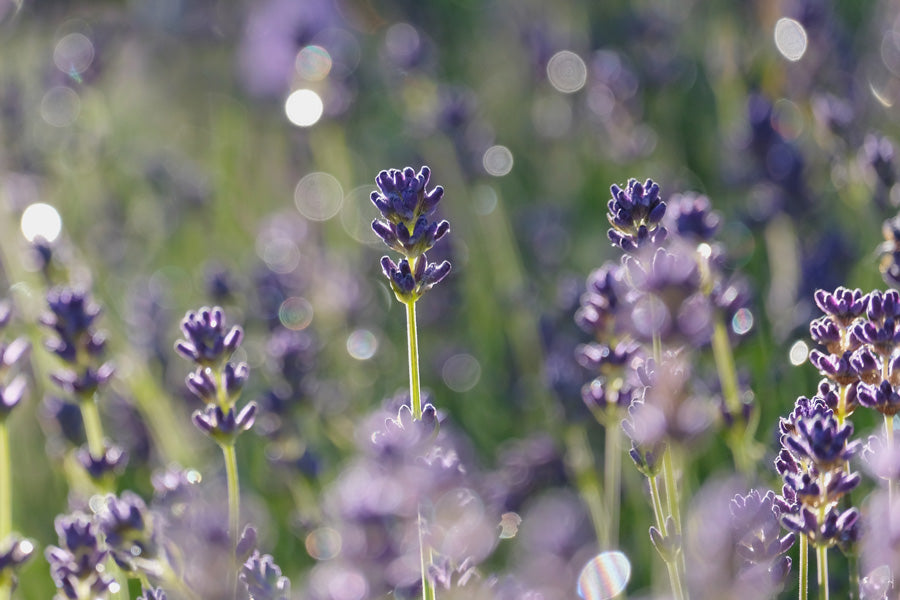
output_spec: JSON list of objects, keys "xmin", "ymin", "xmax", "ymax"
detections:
[{"xmin": 1, "ymin": 0, "xmax": 900, "ymax": 599}]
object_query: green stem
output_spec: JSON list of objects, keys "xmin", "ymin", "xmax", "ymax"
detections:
[
  {"xmin": 711, "ymin": 317, "xmax": 754, "ymax": 474},
  {"xmin": 80, "ymin": 395, "xmax": 106, "ymax": 459},
  {"xmin": 418, "ymin": 507, "xmax": 436, "ymax": 600},
  {"xmin": 0, "ymin": 420, "xmax": 10, "ymax": 600},
  {"xmin": 662, "ymin": 448, "xmax": 682, "ymax": 535},
  {"xmin": 222, "ymin": 442, "xmax": 240, "ymax": 596},
  {"xmin": 404, "ymin": 299, "xmax": 423, "ymax": 420},
  {"xmin": 647, "ymin": 474, "xmax": 686, "ymax": 600},
  {"xmin": 816, "ymin": 544, "xmax": 828, "ymax": 600},
  {"xmin": 0, "ymin": 421, "xmax": 9, "ymax": 542},
  {"xmin": 564, "ymin": 425, "xmax": 608, "ymax": 546},
  {"xmin": 799, "ymin": 535, "xmax": 808, "ymax": 600},
  {"xmin": 604, "ymin": 421, "xmax": 621, "ymax": 549},
  {"xmin": 848, "ymin": 552, "xmax": 859, "ymax": 600}
]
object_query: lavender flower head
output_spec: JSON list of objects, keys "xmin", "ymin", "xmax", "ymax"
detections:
[
  {"xmin": 0, "ymin": 535, "xmax": 34, "ymax": 592},
  {"xmin": 607, "ymin": 178, "xmax": 667, "ymax": 252},
  {"xmin": 174, "ymin": 306, "xmax": 243, "ymax": 369},
  {"xmin": 241, "ymin": 550, "xmax": 291, "ymax": 600},
  {"xmin": 175, "ymin": 306, "xmax": 256, "ymax": 441},
  {"xmin": 45, "ymin": 512, "xmax": 113, "ymax": 600},
  {"xmin": 371, "ymin": 166, "xmax": 451, "ymax": 302}
]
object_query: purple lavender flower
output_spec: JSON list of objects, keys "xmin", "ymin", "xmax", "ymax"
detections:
[
  {"xmin": 858, "ymin": 379, "xmax": 900, "ymax": 416},
  {"xmin": 621, "ymin": 245, "xmax": 713, "ymax": 345},
  {"xmin": 574, "ymin": 261, "xmax": 625, "ymax": 338},
  {"xmin": 663, "ymin": 192, "xmax": 721, "ymax": 241},
  {"xmin": 241, "ymin": 550, "xmax": 290, "ymax": 600},
  {"xmin": 94, "ymin": 491, "xmax": 158, "ymax": 573},
  {"xmin": 814, "ymin": 286, "xmax": 868, "ymax": 327},
  {"xmin": 606, "ymin": 178, "xmax": 667, "ymax": 252},
  {"xmin": 174, "ymin": 306, "xmax": 243, "ymax": 368},
  {"xmin": 380, "ymin": 255, "xmax": 451, "ymax": 303},
  {"xmin": 137, "ymin": 588, "xmax": 167, "ymax": 600},
  {"xmin": 880, "ymin": 214, "xmax": 900, "ymax": 288},
  {"xmin": 371, "ymin": 166, "xmax": 446, "ymax": 241},
  {"xmin": 46, "ymin": 513, "xmax": 113, "ymax": 599},
  {"xmin": 191, "ymin": 402, "xmax": 258, "ymax": 443},
  {"xmin": 41, "ymin": 287, "xmax": 114, "ymax": 399},
  {"xmin": 684, "ymin": 481, "xmax": 793, "ymax": 599},
  {"xmin": 0, "ymin": 375, "xmax": 26, "ymax": 420},
  {"xmin": 0, "ymin": 535, "xmax": 34, "ymax": 592},
  {"xmin": 75, "ymin": 442, "xmax": 127, "ymax": 480}
]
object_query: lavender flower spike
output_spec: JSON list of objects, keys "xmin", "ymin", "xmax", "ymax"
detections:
[
  {"xmin": 607, "ymin": 178, "xmax": 668, "ymax": 253},
  {"xmin": 175, "ymin": 306, "xmax": 244, "ymax": 368},
  {"xmin": 241, "ymin": 550, "xmax": 291, "ymax": 600}
]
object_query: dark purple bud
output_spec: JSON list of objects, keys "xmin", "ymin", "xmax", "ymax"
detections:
[
  {"xmin": 175, "ymin": 306, "xmax": 243, "ymax": 368},
  {"xmin": 237, "ymin": 526, "xmax": 258, "ymax": 562},
  {"xmin": 224, "ymin": 362, "xmax": 250, "ymax": 400},
  {"xmin": 76, "ymin": 443, "xmax": 128, "ymax": 480},
  {"xmin": 192, "ymin": 402, "xmax": 257, "ymax": 443},
  {"xmin": 814, "ymin": 287, "xmax": 867, "ymax": 325},
  {"xmin": 186, "ymin": 368, "xmax": 218, "ymax": 404},
  {"xmin": 138, "ymin": 588, "xmax": 167, "ymax": 600}
]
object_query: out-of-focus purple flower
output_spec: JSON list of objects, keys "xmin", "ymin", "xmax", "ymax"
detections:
[
  {"xmin": 237, "ymin": 0, "xmax": 342, "ymax": 99},
  {"xmin": 241, "ymin": 550, "xmax": 291, "ymax": 600},
  {"xmin": 606, "ymin": 178, "xmax": 667, "ymax": 253},
  {"xmin": 137, "ymin": 588, "xmax": 167, "ymax": 600},
  {"xmin": 0, "ymin": 534, "xmax": 34, "ymax": 592},
  {"xmin": 664, "ymin": 192, "xmax": 721, "ymax": 241},
  {"xmin": 75, "ymin": 442, "xmax": 128, "ymax": 481},
  {"xmin": 862, "ymin": 434, "xmax": 900, "ymax": 482},
  {"xmin": 574, "ymin": 261, "xmax": 626, "ymax": 338},
  {"xmin": 861, "ymin": 133, "xmax": 896, "ymax": 192},
  {"xmin": 46, "ymin": 513, "xmax": 113, "ymax": 600},
  {"xmin": 685, "ymin": 481, "xmax": 793, "ymax": 600},
  {"xmin": 621, "ymin": 246, "xmax": 713, "ymax": 345},
  {"xmin": 174, "ymin": 306, "xmax": 243, "ymax": 368},
  {"xmin": 94, "ymin": 491, "xmax": 159, "ymax": 573}
]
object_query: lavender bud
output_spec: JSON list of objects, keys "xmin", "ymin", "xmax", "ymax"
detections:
[
  {"xmin": 224, "ymin": 362, "xmax": 250, "ymax": 400},
  {"xmin": 76, "ymin": 443, "xmax": 128, "ymax": 480},
  {"xmin": 607, "ymin": 178, "xmax": 668, "ymax": 253},
  {"xmin": 175, "ymin": 306, "xmax": 243, "ymax": 368},
  {"xmin": 241, "ymin": 550, "xmax": 291, "ymax": 600},
  {"xmin": 192, "ymin": 402, "xmax": 257, "ymax": 443}
]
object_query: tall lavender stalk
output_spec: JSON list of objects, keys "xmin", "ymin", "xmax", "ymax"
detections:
[
  {"xmin": 175, "ymin": 306, "xmax": 256, "ymax": 597},
  {"xmin": 370, "ymin": 166, "xmax": 451, "ymax": 419},
  {"xmin": 369, "ymin": 166, "xmax": 451, "ymax": 600},
  {"xmin": 0, "ymin": 303, "xmax": 32, "ymax": 600}
]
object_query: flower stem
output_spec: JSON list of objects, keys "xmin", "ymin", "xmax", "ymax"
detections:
[
  {"xmin": 565, "ymin": 425, "xmax": 608, "ymax": 546},
  {"xmin": 662, "ymin": 448, "xmax": 682, "ymax": 534},
  {"xmin": 404, "ymin": 299, "xmax": 423, "ymax": 420},
  {"xmin": 222, "ymin": 442, "xmax": 240, "ymax": 595},
  {"xmin": 710, "ymin": 317, "xmax": 755, "ymax": 474},
  {"xmin": 0, "ymin": 421, "xmax": 9, "ymax": 543},
  {"xmin": 647, "ymin": 473, "xmax": 686, "ymax": 600},
  {"xmin": 418, "ymin": 507, "xmax": 436, "ymax": 600},
  {"xmin": 81, "ymin": 395, "xmax": 106, "ymax": 459},
  {"xmin": 799, "ymin": 534, "xmax": 808, "ymax": 600},
  {"xmin": 0, "ymin": 420, "xmax": 10, "ymax": 600},
  {"xmin": 816, "ymin": 543, "xmax": 829, "ymax": 600},
  {"xmin": 604, "ymin": 420, "xmax": 621, "ymax": 548}
]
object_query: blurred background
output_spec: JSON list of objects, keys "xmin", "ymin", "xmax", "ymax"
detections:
[{"xmin": 2, "ymin": 0, "xmax": 900, "ymax": 597}]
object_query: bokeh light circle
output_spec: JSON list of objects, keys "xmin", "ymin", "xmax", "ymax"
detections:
[
  {"xmin": 279, "ymin": 297, "xmax": 313, "ymax": 330},
  {"xmin": 442, "ymin": 353, "xmax": 481, "ymax": 392},
  {"xmin": 285, "ymin": 89, "xmax": 324, "ymax": 127},
  {"xmin": 547, "ymin": 50, "xmax": 588, "ymax": 93},
  {"xmin": 294, "ymin": 172, "xmax": 344, "ymax": 221},
  {"xmin": 577, "ymin": 550, "xmax": 631, "ymax": 600},
  {"xmin": 296, "ymin": 45, "xmax": 333, "ymax": 81},
  {"xmin": 40, "ymin": 86, "xmax": 80, "ymax": 127},
  {"xmin": 789, "ymin": 340, "xmax": 809, "ymax": 366},
  {"xmin": 774, "ymin": 18, "xmax": 808, "ymax": 62},
  {"xmin": 305, "ymin": 527, "xmax": 342, "ymax": 560},
  {"xmin": 731, "ymin": 308, "xmax": 754, "ymax": 335},
  {"xmin": 21, "ymin": 202, "xmax": 62, "ymax": 243},
  {"xmin": 54, "ymin": 33, "xmax": 95, "ymax": 77},
  {"xmin": 482, "ymin": 145, "xmax": 514, "ymax": 176},
  {"xmin": 347, "ymin": 329, "xmax": 377, "ymax": 360}
]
